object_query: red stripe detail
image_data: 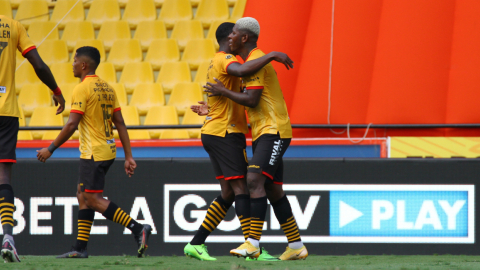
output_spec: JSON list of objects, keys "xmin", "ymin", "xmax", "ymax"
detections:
[
  {"xmin": 225, "ymin": 60, "xmax": 240, "ymax": 71},
  {"xmin": 245, "ymin": 48, "xmax": 259, "ymax": 62},
  {"xmin": 225, "ymin": 175, "xmax": 244, "ymax": 180},
  {"xmin": 246, "ymin": 86, "xmax": 264, "ymax": 90},
  {"xmin": 215, "ymin": 175, "xmax": 224, "ymax": 179},
  {"xmin": 70, "ymin": 110, "xmax": 84, "ymax": 115},
  {"xmin": 22, "ymin": 46, "xmax": 36, "ymax": 56},
  {"xmin": 262, "ymin": 171, "xmax": 273, "ymax": 180},
  {"xmin": 82, "ymin": 75, "xmax": 98, "ymax": 82},
  {"xmin": 52, "ymin": 86, "xmax": 62, "ymax": 96},
  {"xmin": 0, "ymin": 159, "xmax": 16, "ymax": 163},
  {"xmin": 85, "ymin": 189, "xmax": 103, "ymax": 193},
  {"xmin": 113, "ymin": 107, "xmax": 121, "ymax": 112},
  {"xmin": 273, "ymin": 181, "xmax": 283, "ymax": 185}
]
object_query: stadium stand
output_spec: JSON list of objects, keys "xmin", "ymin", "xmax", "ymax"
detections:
[
  {"xmin": 37, "ymin": 40, "xmax": 69, "ymax": 66},
  {"xmin": 15, "ymin": 63, "xmax": 40, "ymax": 94},
  {"xmin": 18, "ymin": 106, "xmax": 26, "ymax": 127},
  {"xmin": 50, "ymin": 63, "xmax": 80, "ymax": 85},
  {"xmin": 119, "ymin": 62, "xmax": 154, "ymax": 94},
  {"xmin": 29, "ymin": 107, "xmax": 64, "ymax": 140},
  {"xmin": 18, "ymin": 84, "xmax": 52, "ymax": 117},
  {"xmin": 182, "ymin": 39, "xmax": 216, "ymax": 70},
  {"xmin": 58, "ymin": 83, "xmax": 77, "ymax": 116},
  {"xmin": 134, "ymin": 21, "xmax": 168, "ymax": 51},
  {"xmin": 129, "ymin": 83, "xmax": 166, "ymax": 115},
  {"xmin": 97, "ymin": 21, "xmax": 131, "ymax": 52},
  {"xmin": 160, "ymin": 129, "xmax": 190, "ymax": 139},
  {"xmin": 86, "ymin": 0, "xmax": 121, "ymax": 30},
  {"xmin": 96, "ymin": 63, "xmax": 117, "ymax": 84},
  {"xmin": 156, "ymin": 61, "xmax": 191, "ymax": 94},
  {"xmin": 158, "ymin": 0, "xmax": 193, "ymax": 29},
  {"xmin": 127, "ymin": 130, "xmax": 151, "ymax": 140},
  {"xmin": 18, "ymin": 131, "xmax": 33, "ymax": 140},
  {"xmin": 15, "ymin": 0, "xmax": 49, "ymax": 29},
  {"xmin": 0, "ymin": 0, "xmax": 11, "ymax": 18},
  {"xmin": 170, "ymin": 20, "xmax": 204, "ymax": 51},
  {"xmin": 206, "ymin": 20, "xmax": 230, "ymax": 50},
  {"xmin": 50, "ymin": 0, "xmax": 84, "ymax": 29},
  {"xmin": 27, "ymin": 21, "xmax": 59, "ymax": 46},
  {"xmin": 122, "ymin": 0, "xmax": 157, "ymax": 29},
  {"xmin": 107, "ymin": 39, "xmax": 143, "ymax": 71},
  {"xmin": 194, "ymin": 60, "xmax": 211, "ymax": 87},
  {"xmin": 118, "ymin": 106, "xmax": 140, "ymax": 126},
  {"xmin": 62, "ymin": 22, "xmax": 96, "ymax": 52},
  {"xmin": 228, "ymin": 0, "xmax": 238, "ymax": 6},
  {"xmin": 182, "ymin": 109, "xmax": 206, "ymax": 138},
  {"xmin": 110, "ymin": 83, "xmax": 128, "ymax": 106},
  {"xmin": 167, "ymin": 82, "xmax": 203, "ymax": 116},
  {"xmin": 231, "ymin": 0, "xmax": 246, "ymax": 22},
  {"xmin": 144, "ymin": 106, "xmax": 179, "ymax": 139},
  {"xmin": 195, "ymin": 0, "xmax": 230, "ymax": 28},
  {"xmin": 72, "ymin": 39, "xmax": 106, "ymax": 62},
  {"xmin": 154, "ymin": 0, "xmax": 164, "ymax": 7},
  {"xmin": 145, "ymin": 39, "xmax": 180, "ymax": 70}
]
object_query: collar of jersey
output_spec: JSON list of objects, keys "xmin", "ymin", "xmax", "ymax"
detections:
[
  {"xmin": 82, "ymin": 74, "xmax": 98, "ymax": 82},
  {"xmin": 245, "ymin": 48, "xmax": 259, "ymax": 62}
]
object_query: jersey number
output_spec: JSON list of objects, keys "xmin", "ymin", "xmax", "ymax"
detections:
[{"xmin": 101, "ymin": 104, "xmax": 113, "ymax": 137}]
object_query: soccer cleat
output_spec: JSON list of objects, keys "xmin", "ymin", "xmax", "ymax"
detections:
[
  {"xmin": 56, "ymin": 247, "xmax": 88, "ymax": 259},
  {"xmin": 230, "ymin": 240, "xmax": 260, "ymax": 258},
  {"xmin": 184, "ymin": 243, "xmax": 217, "ymax": 261},
  {"xmin": 134, "ymin": 224, "xmax": 152, "ymax": 258},
  {"xmin": 279, "ymin": 245, "xmax": 308, "ymax": 260},
  {"xmin": 246, "ymin": 247, "xmax": 280, "ymax": 261},
  {"xmin": 1, "ymin": 239, "xmax": 21, "ymax": 263}
]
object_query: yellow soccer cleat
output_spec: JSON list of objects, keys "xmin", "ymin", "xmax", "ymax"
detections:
[
  {"xmin": 279, "ymin": 245, "xmax": 308, "ymax": 260},
  {"xmin": 230, "ymin": 241, "xmax": 260, "ymax": 258}
]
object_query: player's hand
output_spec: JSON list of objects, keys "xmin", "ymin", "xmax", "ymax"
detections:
[
  {"xmin": 204, "ymin": 78, "xmax": 226, "ymax": 97},
  {"xmin": 190, "ymin": 101, "xmax": 208, "ymax": 116},
  {"xmin": 124, "ymin": 157, "xmax": 137, "ymax": 177},
  {"xmin": 36, "ymin": 148, "xmax": 52, "ymax": 163},
  {"xmin": 53, "ymin": 94, "xmax": 66, "ymax": 115},
  {"xmin": 270, "ymin": 51, "xmax": 294, "ymax": 70}
]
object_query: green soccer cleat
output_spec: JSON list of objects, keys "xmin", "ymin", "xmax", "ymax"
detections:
[
  {"xmin": 246, "ymin": 247, "xmax": 280, "ymax": 261},
  {"xmin": 184, "ymin": 243, "xmax": 217, "ymax": 261}
]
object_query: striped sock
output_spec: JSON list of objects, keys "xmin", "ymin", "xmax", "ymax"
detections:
[
  {"xmin": 190, "ymin": 196, "xmax": 232, "ymax": 245},
  {"xmin": 247, "ymin": 196, "xmax": 267, "ymax": 242},
  {"xmin": 234, "ymin": 194, "xmax": 250, "ymax": 240},
  {"xmin": 0, "ymin": 184, "xmax": 14, "ymax": 236},
  {"xmin": 271, "ymin": 194, "xmax": 303, "ymax": 247},
  {"xmin": 102, "ymin": 202, "xmax": 143, "ymax": 235},
  {"xmin": 74, "ymin": 209, "xmax": 94, "ymax": 251}
]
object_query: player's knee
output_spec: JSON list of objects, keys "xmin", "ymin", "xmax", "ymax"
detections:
[
  {"xmin": 221, "ymin": 189, "xmax": 235, "ymax": 202},
  {"xmin": 83, "ymin": 195, "xmax": 100, "ymax": 211},
  {"xmin": 247, "ymin": 174, "xmax": 263, "ymax": 192}
]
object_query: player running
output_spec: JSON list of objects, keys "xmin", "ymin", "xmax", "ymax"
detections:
[
  {"xmin": 204, "ymin": 17, "xmax": 308, "ymax": 261},
  {"xmin": 185, "ymin": 22, "xmax": 293, "ymax": 261},
  {"xmin": 36, "ymin": 46, "xmax": 151, "ymax": 259},
  {"xmin": 0, "ymin": 15, "xmax": 65, "ymax": 263}
]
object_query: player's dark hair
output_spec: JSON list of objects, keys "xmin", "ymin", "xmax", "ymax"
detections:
[
  {"xmin": 216, "ymin": 22, "xmax": 235, "ymax": 43},
  {"xmin": 75, "ymin": 46, "xmax": 101, "ymax": 67}
]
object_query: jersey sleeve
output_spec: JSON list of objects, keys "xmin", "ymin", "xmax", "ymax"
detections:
[
  {"xmin": 222, "ymin": 54, "xmax": 240, "ymax": 74},
  {"xmin": 113, "ymin": 89, "xmax": 121, "ymax": 112},
  {"xmin": 15, "ymin": 21, "xmax": 36, "ymax": 56},
  {"xmin": 243, "ymin": 67, "xmax": 266, "ymax": 90},
  {"xmin": 70, "ymin": 85, "xmax": 88, "ymax": 114}
]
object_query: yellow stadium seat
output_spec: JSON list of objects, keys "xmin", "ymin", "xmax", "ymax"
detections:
[
  {"xmin": 227, "ymin": 0, "xmax": 237, "ymax": 6},
  {"xmin": 158, "ymin": 0, "xmax": 192, "ymax": 29},
  {"xmin": 231, "ymin": 0, "xmax": 246, "ymax": 21},
  {"xmin": 15, "ymin": 0, "xmax": 49, "ymax": 29},
  {"xmin": 110, "ymin": 83, "xmax": 127, "ymax": 106},
  {"xmin": 58, "ymin": 83, "xmax": 77, "ymax": 115},
  {"xmin": 119, "ymin": 62, "xmax": 154, "ymax": 94},
  {"xmin": 0, "ymin": 0, "xmax": 12, "ymax": 17},
  {"xmin": 97, "ymin": 21, "xmax": 131, "ymax": 52},
  {"xmin": 37, "ymin": 40, "xmax": 69, "ymax": 66},
  {"xmin": 107, "ymin": 39, "xmax": 142, "ymax": 71},
  {"xmin": 18, "ymin": 105, "xmax": 26, "ymax": 126},
  {"xmin": 182, "ymin": 108, "xmax": 205, "ymax": 138},
  {"xmin": 29, "ymin": 107, "xmax": 64, "ymax": 140},
  {"xmin": 27, "ymin": 21, "xmax": 58, "ymax": 46},
  {"xmin": 122, "ymin": 0, "xmax": 156, "ymax": 29},
  {"xmin": 194, "ymin": 60, "xmax": 211, "ymax": 87},
  {"xmin": 86, "ymin": 0, "xmax": 121, "ymax": 30},
  {"xmin": 117, "ymin": 0, "xmax": 128, "ymax": 8},
  {"xmin": 62, "ymin": 22, "xmax": 95, "ymax": 51},
  {"xmin": 190, "ymin": 0, "xmax": 200, "ymax": 7},
  {"xmin": 160, "ymin": 129, "xmax": 190, "ymax": 139},
  {"xmin": 41, "ymin": 130, "xmax": 78, "ymax": 140},
  {"xmin": 113, "ymin": 106, "xmax": 139, "ymax": 139},
  {"xmin": 144, "ymin": 39, "xmax": 179, "ymax": 70},
  {"xmin": 72, "ymin": 39, "xmax": 106, "ymax": 63},
  {"xmin": 156, "ymin": 61, "xmax": 191, "ymax": 94},
  {"xmin": 51, "ymin": 63, "xmax": 79, "ymax": 85},
  {"xmin": 182, "ymin": 39, "xmax": 216, "ymax": 70},
  {"xmin": 195, "ymin": 0, "xmax": 229, "ymax": 28},
  {"xmin": 129, "ymin": 83, "xmax": 165, "ymax": 116},
  {"xmin": 167, "ymin": 82, "xmax": 203, "ymax": 115},
  {"xmin": 171, "ymin": 20, "xmax": 204, "ymax": 51},
  {"xmin": 18, "ymin": 84, "xmax": 52, "ymax": 116},
  {"xmin": 134, "ymin": 21, "xmax": 167, "ymax": 51},
  {"xmin": 144, "ymin": 106, "xmax": 178, "ymax": 138},
  {"xmin": 15, "ymin": 63, "xmax": 40, "ymax": 94},
  {"xmin": 127, "ymin": 130, "xmax": 151, "ymax": 140},
  {"xmin": 50, "ymin": 0, "xmax": 84, "ymax": 29},
  {"xmin": 95, "ymin": 62, "xmax": 117, "ymax": 84},
  {"xmin": 154, "ymin": 0, "xmax": 163, "ymax": 7},
  {"xmin": 206, "ymin": 20, "xmax": 234, "ymax": 50},
  {"xmin": 18, "ymin": 131, "xmax": 33, "ymax": 140}
]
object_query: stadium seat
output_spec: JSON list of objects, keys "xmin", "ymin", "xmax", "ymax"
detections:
[
  {"xmin": 62, "ymin": 22, "xmax": 95, "ymax": 52},
  {"xmin": 195, "ymin": 0, "xmax": 229, "ymax": 28},
  {"xmin": 97, "ymin": 21, "xmax": 131, "ymax": 52},
  {"xmin": 29, "ymin": 107, "xmax": 64, "ymax": 140},
  {"xmin": 86, "ymin": 0, "xmax": 121, "ymax": 30},
  {"xmin": 182, "ymin": 108, "xmax": 205, "ymax": 138},
  {"xmin": 182, "ymin": 39, "xmax": 216, "ymax": 70},
  {"xmin": 50, "ymin": 0, "xmax": 84, "ymax": 29},
  {"xmin": 230, "ymin": 0, "xmax": 246, "ymax": 22},
  {"xmin": 158, "ymin": 0, "xmax": 193, "ymax": 29},
  {"xmin": 171, "ymin": 20, "xmax": 204, "ymax": 51},
  {"xmin": 117, "ymin": 0, "xmax": 128, "ymax": 8},
  {"xmin": 0, "ymin": 0, "xmax": 10, "ymax": 18},
  {"xmin": 190, "ymin": 0, "xmax": 200, "ymax": 7},
  {"xmin": 194, "ymin": 60, "xmax": 211, "ymax": 87},
  {"xmin": 18, "ymin": 131, "xmax": 33, "ymax": 140},
  {"xmin": 160, "ymin": 129, "xmax": 190, "ymax": 139},
  {"xmin": 51, "ymin": 63, "xmax": 79, "ymax": 85},
  {"xmin": 41, "ymin": 131, "xmax": 60, "ymax": 140},
  {"xmin": 15, "ymin": 63, "xmax": 40, "ymax": 94},
  {"xmin": 156, "ymin": 61, "xmax": 191, "ymax": 94},
  {"xmin": 118, "ymin": 106, "xmax": 140, "ymax": 125},
  {"xmin": 107, "ymin": 39, "xmax": 142, "ymax": 71},
  {"xmin": 206, "ymin": 20, "xmax": 225, "ymax": 50},
  {"xmin": 72, "ymin": 39, "xmax": 106, "ymax": 62},
  {"xmin": 27, "ymin": 21, "xmax": 58, "ymax": 46},
  {"xmin": 154, "ymin": 0, "xmax": 163, "ymax": 7},
  {"xmin": 18, "ymin": 84, "xmax": 52, "ymax": 117},
  {"xmin": 167, "ymin": 82, "xmax": 203, "ymax": 115},
  {"xmin": 119, "ymin": 62, "xmax": 154, "ymax": 94},
  {"xmin": 122, "ymin": 0, "xmax": 156, "ymax": 29},
  {"xmin": 144, "ymin": 39, "xmax": 180, "ymax": 70},
  {"xmin": 37, "ymin": 40, "xmax": 69, "ymax": 66},
  {"xmin": 134, "ymin": 21, "xmax": 167, "ymax": 51},
  {"xmin": 127, "ymin": 130, "xmax": 151, "ymax": 140},
  {"xmin": 129, "ymin": 83, "xmax": 165, "ymax": 115},
  {"xmin": 18, "ymin": 105, "xmax": 26, "ymax": 127},
  {"xmin": 144, "ymin": 106, "xmax": 179, "ymax": 139},
  {"xmin": 58, "ymin": 83, "xmax": 77, "ymax": 116},
  {"xmin": 15, "ymin": 0, "xmax": 49, "ymax": 29},
  {"xmin": 227, "ymin": 0, "xmax": 237, "ymax": 7},
  {"xmin": 110, "ymin": 83, "xmax": 127, "ymax": 106},
  {"xmin": 95, "ymin": 62, "xmax": 117, "ymax": 84}
]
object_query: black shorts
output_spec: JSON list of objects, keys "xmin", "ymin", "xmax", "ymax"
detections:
[
  {"xmin": 78, "ymin": 157, "xmax": 115, "ymax": 193},
  {"xmin": 0, "ymin": 116, "xmax": 19, "ymax": 163},
  {"xmin": 248, "ymin": 133, "xmax": 291, "ymax": 184},
  {"xmin": 201, "ymin": 132, "xmax": 248, "ymax": 180}
]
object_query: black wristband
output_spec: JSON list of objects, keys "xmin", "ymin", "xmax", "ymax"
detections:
[{"xmin": 47, "ymin": 142, "xmax": 58, "ymax": 153}]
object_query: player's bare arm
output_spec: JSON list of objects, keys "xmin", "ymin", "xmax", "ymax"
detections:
[
  {"xmin": 227, "ymin": 52, "xmax": 294, "ymax": 77},
  {"xmin": 24, "ymin": 49, "xmax": 65, "ymax": 115},
  {"xmin": 190, "ymin": 101, "xmax": 209, "ymax": 116},
  {"xmin": 36, "ymin": 113, "xmax": 82, "ymax": 163},
  {"xmin": 204, "ymin": 78, "xmax": 262, "ymax": 108},
  {"xmin": 113, "ymin": 110, "xmax": 137, "ymax": 177}
]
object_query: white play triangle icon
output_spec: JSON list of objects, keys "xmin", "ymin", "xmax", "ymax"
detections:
[{"xmin": 339, "ymin": 201, "xmax": 363, "ymax": 228}]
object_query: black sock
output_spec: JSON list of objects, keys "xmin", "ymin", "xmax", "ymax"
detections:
[
  {"xmin": 74, "ymin": 209, "xmax": 95, "ymax": 251},
  {"xmin": 190, "ymin": 195, "xmax": 232, "ymax": 245},
  {"xmin": 102, "ymin": 202, "xmax": 143, "ymax": 235},
  {"xmin": 248, "ymin": 196, "xmax": 268, "ymax": 241},
  {"xmin": 234, "ymin": 194, "xmax": 250, "ymax": 240},
  {"xmin": 271, "ymin": 194, "xmax": 301, "ymax": 243},
  {"xmin": 0, "ymin": 184, "xmax": 14, "ymax": 236}
]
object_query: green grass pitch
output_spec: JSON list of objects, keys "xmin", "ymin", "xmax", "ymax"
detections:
[{"xmin": 2, "ymin": 255, "xmax": 480, "ymax": 270}]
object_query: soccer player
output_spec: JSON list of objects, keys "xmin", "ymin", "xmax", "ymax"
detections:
[
  {"xmin": 36, "ymin": 47, "xmax": 151, "ymax": 259},
  {"xmin": 185, "ymin": 22, "xmax": 294, "ymax": 261},
  {"xmin": 203, "ymin": 17, "xmax": 308, "ymax": 260},
  {"xmin": 0, "ymin": 15, "xmax": 65, "ymax": 263}
]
